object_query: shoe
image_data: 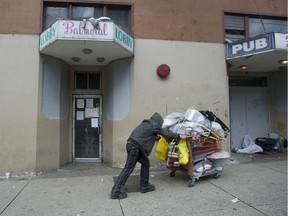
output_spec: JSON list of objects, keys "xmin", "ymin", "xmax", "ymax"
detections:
[
  {"xmin": 140, "ymin": 183, "xmax": 155, "ymax": 193},
  {"xmin": 110, "ymin": 191, "xmax": 128, "ymax": 199}
]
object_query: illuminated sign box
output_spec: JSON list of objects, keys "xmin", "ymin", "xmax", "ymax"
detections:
[{"xmin": 226, "ymin": 32, "xmax": 287, "ymax": 59}]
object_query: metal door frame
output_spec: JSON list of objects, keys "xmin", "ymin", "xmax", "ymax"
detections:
[{"xmin": 73, "ymin": 94, "xmax": 102, "ymax": 162}]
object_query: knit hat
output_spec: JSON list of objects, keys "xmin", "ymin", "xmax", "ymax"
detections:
[{"xmin": 150, "ymin": 112, "xmax": 164, "ymax": 126}]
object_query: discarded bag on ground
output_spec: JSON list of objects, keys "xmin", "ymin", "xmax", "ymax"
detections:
[{"xmin": 237, "ymin": 134, "xmax": 263, "ymax": 153}]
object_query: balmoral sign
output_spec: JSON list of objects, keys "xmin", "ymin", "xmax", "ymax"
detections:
[
  {"xmin": 39, "ymin": 20, "xmax": 134, "ymax": 54},
  {"xmin": 226, "ymin": 33, "xmax": 274, "ymax": 59}
]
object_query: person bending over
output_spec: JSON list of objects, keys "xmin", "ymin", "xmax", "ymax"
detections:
[{"xmin": 111, "ymin": 112, "xmax": 188, "ymax": 199}]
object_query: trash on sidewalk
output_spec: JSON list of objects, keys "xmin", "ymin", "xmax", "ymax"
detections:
[
  {"xmin": 236, "ymin": 134, "xmax": 263, "ymax": 154},
  {"xmin": 255, "ymin": 132, "xmax": 285, "ymax": 153},
  {"xmin": 6, "ymin": 173, "xmax": 11, "ymax": 179},
  {"xmin": 231, "ymin": 197, "xmax": 240, "ymax": 203},
  {"xmin": 155, "ymin": 107, "xmax": 230, "ymax": 187}
]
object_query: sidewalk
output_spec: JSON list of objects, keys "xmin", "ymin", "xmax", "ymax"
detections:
[{"xmin": 0, "ymin": 152, "xmax": 287, "ymax": 216}]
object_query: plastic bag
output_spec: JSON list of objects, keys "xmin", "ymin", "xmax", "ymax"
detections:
[
  {"xmin": 162, "ymin": 112, "xmax": 184, "ymax": 129},
  {"xmin": 166, "ymin": 140, "xmax": 180, "ymax": 170},
  {"xmin": 211, "ymin": 122, "xmax": 225, "ymax": 138},
  {"xmin": 183, "ymin": 107, "xmax": 210, "ymax": 128},
  {"xmin": 182, "ymin": 121, "xmax": 205, "ymax": 134},
  {"xmin": 237, "ymin": 134, "xmax": 263, "ymax": 153},
  {"xmin": 195, "ymin": 163, "xmax": 212, "ymax": 173},
  {"xmin": 207, "ymin": 150, "xmax": 230, "ymax": 159},
  {"xmin": 177, "ymin": 139, "xmax": 189, "ymax": 165},
  {"xmin": 155, "ymin": 136, "xmax": 169, "ymax": 161},
  {"xmin": 169, "ymin": 123, "xmax": 187, "ymax": 134}
]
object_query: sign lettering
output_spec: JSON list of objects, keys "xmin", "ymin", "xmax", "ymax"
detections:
[
  {"xmin": 232, "ymin": 38, "xmax": 268, "ymax": 55},
  {"xmin": 62, "ymin": 21, "xmax": 108, "ymax": 36},
  {"xmin": 39, "ymin": 24, "xmax": 57, "ymax": 49},
  {"xmin": 40, "ymin": 20, "xmax": 134, "ymax": 54},
  {"xmin": 226, "ymin": 33, "xmax": 273, "ymax": 59},
  {"xmin": 114, "ymin": 25, "xmax": 133, "ymax": 52}
]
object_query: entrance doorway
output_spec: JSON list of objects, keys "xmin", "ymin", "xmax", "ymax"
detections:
[
  {"xmin": 229, "ymin": 78, "xmax": 269, "ymax": 150},
  {"xmin": 73, "ymin": 95, "xmax": 102, "ymax": 162},
  {"xmin": 72, "ymin": 71, "xmax": 102, "ymax": 162}
]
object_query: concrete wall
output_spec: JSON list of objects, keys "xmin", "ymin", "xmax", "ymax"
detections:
[
  {"xmin": 0, "ymin": 35, "xmax": 39, "ymax": 174},
  {"xmin": 111, "ymin": 39, "xmax": 229, "ymax": 166},
  {"xmin": 36, "ymin": 56, "xmax": 71, "ymax": 172},
  {"xmin": 270, "ymin": 70, "xmax": 287, "ymax": 137},
  {"xmin": 104, "ymin": 59, "xmax": 131, "ymax": 164}
]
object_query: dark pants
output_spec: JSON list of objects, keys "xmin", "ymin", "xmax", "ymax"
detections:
[{"xmin": 111, "ymin": 142, "xmax": 150, "ymax": 193}]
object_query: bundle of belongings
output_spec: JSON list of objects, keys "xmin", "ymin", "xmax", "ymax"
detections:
[
  {"xmin": 255, "ymin": 133, "xmax": 286, "ymax": 153},
  {"xmin": 235, "ymin": 133, "xmax": 287, "ymax": 154},
  {"xmin": 162, "ymin": 107, "xmax": 230, "ymax": 139},
  {"xmin": 155, "ymin": 107, "xmax": 230, "ymax": 170}
]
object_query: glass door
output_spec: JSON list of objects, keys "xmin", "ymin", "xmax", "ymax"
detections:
[{"xmin": 73, "ymin": 95, "xmax": 102, "ymax": 162}]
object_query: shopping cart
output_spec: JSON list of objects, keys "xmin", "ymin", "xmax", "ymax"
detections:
[{"xmin": 168, "ymin": 135, "xmax": 223, "ymax": 187}]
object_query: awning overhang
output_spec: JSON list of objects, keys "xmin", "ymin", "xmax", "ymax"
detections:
[
  {"xmin": 39, "ymin": 20, "xmax": 134, "ymax": 65},
  {"xmin": 226, "ymin": 33, "xmax": 287, "ymax": 73}
]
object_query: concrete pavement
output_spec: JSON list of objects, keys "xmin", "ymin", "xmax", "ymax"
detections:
[{"xmin": 0, "ymin": 153, "xmax": 287, "ymax": 216}]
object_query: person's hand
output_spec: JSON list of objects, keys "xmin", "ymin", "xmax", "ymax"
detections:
[{"xmin": 180, "ymin": 134, "xmax": 187, "ymax": 139}]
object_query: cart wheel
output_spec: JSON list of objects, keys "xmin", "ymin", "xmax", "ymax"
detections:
[
  {"xmin": 213, "ymin": 173, "xmax": 220, "ymax": 179},
  {"xmin": 170, "ymin": 171, "xmax": 175, "ymax": 177},
  {"xmin": 187, "ymin": 178, "xmax": 196, "ymax": 187}
]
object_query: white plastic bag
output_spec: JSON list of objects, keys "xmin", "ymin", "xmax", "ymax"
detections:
[
  {"xmin": 207, "ymin": 150, "xmax": 230, "ymax": 159},
  {"xmin": 169, "ymin": 123, "xmax": 186, "ymax": 134},
  {"xmin": 162, "ymin": 112, "xmax": 184, "ymax": 129},
  {"xmin": 182, "ymin": 121, "xmax": 205, "ymax": 134},
  {"xmin": 211, "ymin": 121, "xmax": 225, "ymax": 138},
  {"xmin": 183, "ymin": 107, "xmax": 210, "ymax": 128},
  {"xmin": 237, "ymin": 135, "xmax": 263, "ymax": 153}
]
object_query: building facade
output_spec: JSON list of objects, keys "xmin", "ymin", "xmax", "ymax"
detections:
[{"xmin": 0, "ymin": 0, "xmax": 287, "ymax": 174}]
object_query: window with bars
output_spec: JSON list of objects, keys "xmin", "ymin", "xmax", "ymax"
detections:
[
  {"xmin": 224, "ymin": 13, "xmax": 287, "ymax": 42},
  {"xmin": 43, "ymin": 2, "xmax": 131, "ymax": 33}
]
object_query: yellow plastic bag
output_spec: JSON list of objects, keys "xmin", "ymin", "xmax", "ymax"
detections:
[
  {"xmin": 178, "ymin": 139, "xmax": 189, "ymax": 165},
  {"xmin": 155, "ymin": 136, "xmax": 168, "ymax": 161}
]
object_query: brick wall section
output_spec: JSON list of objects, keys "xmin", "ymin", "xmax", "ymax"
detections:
[
  {"xmin": 133, "ymin": 0, "xmax": 287, "ymax": 42},
  {"xmin": 0, "ymin": 0, "xmax": 41, "ymax": 34},
  {"xmin": 0, "ymin": 0, "xmax": 286, "ymax": 42}
]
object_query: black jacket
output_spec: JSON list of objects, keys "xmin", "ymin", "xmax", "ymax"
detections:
[{"xmin": 127, "ymin": 118, "xmax": 180, "ymax": 156}]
